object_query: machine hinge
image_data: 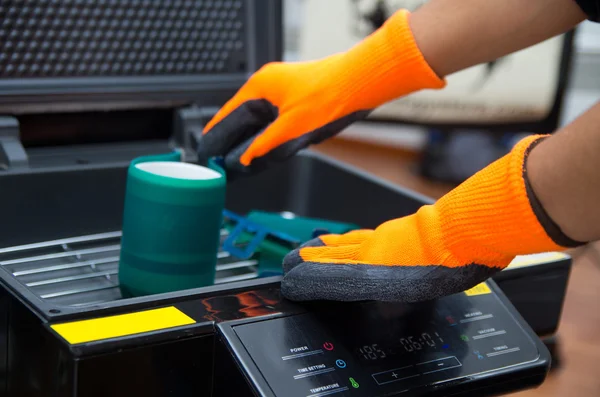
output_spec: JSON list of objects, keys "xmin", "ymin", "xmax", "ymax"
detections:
[
  {"xmin": 172, "ymin": 105, "xmax": 219, "ymax": 164},
  {"xmin": 0, "ymin": 116, "xmax": 28, "ymax": 171}
]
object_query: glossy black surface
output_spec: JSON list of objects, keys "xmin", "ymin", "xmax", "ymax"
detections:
[
  {"xmin": 76, "ymin": 335, "xmax": 214, "ymax": 397},
  {"xmin": 223, "ymin": 283, "xmax": 548, "ymax": 397},
  {"xmin": 493, "ymin": 258, "xmax": 571, "ymax": 337}
]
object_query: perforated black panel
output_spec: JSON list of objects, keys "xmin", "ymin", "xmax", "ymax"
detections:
[{"xmin": 0, "ymin": 0, "xmax": 248, "ymax": 78}]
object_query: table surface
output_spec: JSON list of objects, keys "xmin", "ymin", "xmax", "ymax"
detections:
[{"xmin": 313, "ymin": 138, "xmax": 600, "ymax": 397}]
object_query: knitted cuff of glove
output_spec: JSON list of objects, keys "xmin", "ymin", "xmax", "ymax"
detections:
[
  {"xmin": 522, "ymin": 138, "xmax": 585, "ymax": 248},
  {"xmin": 436, "ymin": 134, "xmax": 583, "ymax": 268}
]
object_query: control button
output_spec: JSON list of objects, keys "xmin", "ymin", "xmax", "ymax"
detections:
[
  {"xmin": 293, "ymin": 364, "xmax": 335, "ymax": 380},
  {"xmin": 335, "ymin": 359, "xmax": 346, "ymax": 369},
  {"xmin": 460, "ymin": 312, "xmax": 494, "ymax": 323},
  {"xmin": 323, "ymin": 342, "xmax": 334, "ymax": 351},
  {"xmin": 417, "ymin": 356, "xmax": 462, "ymax": 375},
  {"xmin": 281, "ymin": 348, "xmax": 323, "ymax": 361},
  {"xmin": 308, "ymin": 384, "xmax": 349, "ymax": 397},
  {"xmin": 372, "ymin": 365, "xmax": 419, "ymax": 385},
  {"xmin": 349, "ymin": 377, "xmax": 360, "ymax": 389},
  {"xmin": 472, "ymin": 328, "xmax": 506, "ymax": 340},
  {"xmin": 487, "ymin": 347, "xmax": 521, "ymax": 357}
]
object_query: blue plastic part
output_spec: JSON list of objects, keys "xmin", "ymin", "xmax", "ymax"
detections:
[{"xmin": 221, "ymin": 210, "xmax": 301, "ymax": 259}]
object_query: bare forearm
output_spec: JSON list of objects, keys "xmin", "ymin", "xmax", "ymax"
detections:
[
  {"xmin": 409, "ymin": 0, "xmax": 586, "ymax": 77},
  {"xmin": 526, "ymin": 102, "xmax": 600, "ymax": 243}
]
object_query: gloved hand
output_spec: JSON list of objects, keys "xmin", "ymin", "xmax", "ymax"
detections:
[
  {"xmin": 197, "ymin": 9, "xmax": 444, "ymax": 176},
  {"xmin": 281, "ymin": 135, "xmax": 584, "ymax": 302}
]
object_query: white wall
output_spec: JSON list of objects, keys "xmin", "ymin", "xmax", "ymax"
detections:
[{"xmin": 561, "ymin": 21, "xmax": 600, "ymax": 126}]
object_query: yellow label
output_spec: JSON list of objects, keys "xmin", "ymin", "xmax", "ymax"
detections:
[
  {"xmin": 51, "ymin": 306, "xmax": 196, "ymax": 345},
  {"xmin": 464, "ymin": 282, "xmax": 492, "ymax": 296}
]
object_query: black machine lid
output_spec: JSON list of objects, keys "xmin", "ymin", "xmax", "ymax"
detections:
[
  {"xmin": 0, "ymin": 1, "xmax": 283, "ymax": 114},
  {"xmin": 0, "ymin": 0, "xmax": 283, "ymax": 152}
]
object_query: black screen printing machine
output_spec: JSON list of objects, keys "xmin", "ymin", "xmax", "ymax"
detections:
[{"xmin": 0, "ymin": 1, "xmax": 573, "ymax": 396}]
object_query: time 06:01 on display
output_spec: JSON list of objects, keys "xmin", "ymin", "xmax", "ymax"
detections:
[{"xmin": 358, "ymin": 332, "xmax": 444, "ymax": 360}]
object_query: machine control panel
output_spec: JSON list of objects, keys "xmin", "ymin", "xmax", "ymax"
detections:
[{"xmin": 227, "ymin": 283, "xmax": 544, "ymax": 396}]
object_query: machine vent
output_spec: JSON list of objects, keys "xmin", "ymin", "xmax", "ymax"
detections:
[{"xmin": 0, "ymin": 0, "xmax": 248, "ymax": 78}]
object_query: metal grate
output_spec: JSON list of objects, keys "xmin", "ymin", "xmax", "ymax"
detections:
[
  {"xmin": 0, "ymin": 0, "xmax": 248, "ymax": 78},
  {"xmin": 0, "ymin": 229, "xmax": 259, "ymax": 307}
]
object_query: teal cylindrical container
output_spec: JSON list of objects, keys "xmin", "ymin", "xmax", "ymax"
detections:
[{"xmin": 118, "ymin": 152, "xmax": 226, "ymax": 297}]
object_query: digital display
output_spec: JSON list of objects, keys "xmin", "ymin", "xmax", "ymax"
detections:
[{"xmin": 355, "ymin": 332, "xmax": 446, "ymax": 362}]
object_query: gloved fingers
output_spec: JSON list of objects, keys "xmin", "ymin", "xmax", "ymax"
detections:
[
  {"xmin": 282, "ymin": 245, "xmax": 310, "ymax": 274},
  {"xmin": 282, "ymin": 243, "xmax": 362, "ymax": 273},
  {"xmin": 282, "ymin": 237, "xmax": 329, "ymax": 274},
  {"xmin": 219, "ymin": 109, "xmax": 371, "ymax": 175},
  {"xmin": 236, "ymin": 111, "xmax": 301, "ymax": 168},
  {"xmin": 203, "ymin": 79, "xmax": 263, "ymax": 134},
  {"xmin": 221, "ymin": 112, "xmax": 297, "ymax": 174},
  {"xmin": 319, "ymin": 230, "xmax": 373, "ymax": 246},
  {"xmin": 300, "ymin": 244, "xmax": 362, "ymax": 263},
  {"xmin": 197, "ymin": 98, "xmax": 278, "ymax": 165},
  {"xmin": 293, "ymin": 230, "xmax": 372, "ymax": 249},
  {"xmin": 239, "ymin": 109, "xmax": 372, "ymax": 170},
  {"xmin": 298, "ymin": 237, "xmax": 327, "ymax": 249},
  {"xmin": 282, "ymin": 231, "xmax": 372, "ymax": 274},
  {"xmin": 280, "ymin": 262, "xmax": 501, "ymax": 303}
]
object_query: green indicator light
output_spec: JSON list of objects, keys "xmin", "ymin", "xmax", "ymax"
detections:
[{"xmin": 349, "ymin": 377, "xmax": 359, "ymax": 388}]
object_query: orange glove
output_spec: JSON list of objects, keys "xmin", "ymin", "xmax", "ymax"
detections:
[
  {"xmin": 281, "ymin": 135, "xmax": 584, "ymax": 302},
  {"xmin": 198, "ymin": 9, "xmax": 445, "ymax": 175}
]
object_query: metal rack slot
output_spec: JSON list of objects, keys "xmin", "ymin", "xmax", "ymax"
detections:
[
  {"xmin": 216, "ymin": 260, "xmax": 258, "ymax": 272},
  {"xmin": 25, "ymin": 270, "xmax": 119, "ymax": 288},
  {"xmin": 41, "ymin": 285, "xmax": 120, "ymax": 300},
  {"xmin": 1, "ymin": 245, "xmax": 121, "ymax": 267},
  {"xmin": 13, "ymin": 257, "xmax": 119, "ymax": 277},
  {"xmin": 0, "ymin": 232, "xmax": 123, "ymax": 255},
  {"xmin": 215, "ymin": 273, "xmax": 258, "ymax": 284},
  {"xmin": 0, "ymin": 229, "xmax": 262, "ymax": 308}
]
